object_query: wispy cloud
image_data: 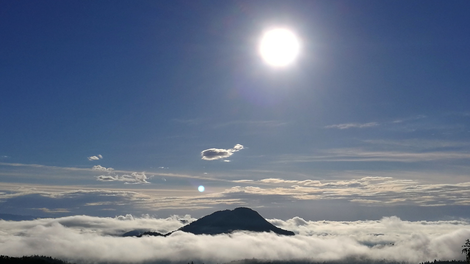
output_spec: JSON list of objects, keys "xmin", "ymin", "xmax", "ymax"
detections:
[
  {"xmin": 172, "ymin": 118, "xmax": 204, "ymax": 126},
  {"xmin": 201, "ymin": 144, "xmax": 244, "ymax": 161},
  {"xmin": 324, "ymin": 115, "xmax": 429, "ymax": 130},
  {"xmin": 0, "ymin": 162, "xmax": 237, "ymax": 185},
  {"xmin": 35, "ymin": 208, "xmax": 70, "ymax": 213},
  {"xmin": 92, "ymin": 165, "xmax": 149, "ymax": 184},
  {"xmin": 92, "ymin": 165, "xmax": 114, "ymax": 172},
  {"xmin": 96, "ymin": 172, "xmax": 149, "ymax": 184},
  {"xmin": 277, "ymin": 148, "xmax": 470, "ymax": 163},
  {"xmin": 361, "ymin": 139, "xmax": 470, "ymax": 149},
  {"xmin": 213, "ymin": 120, "xmax": 288, "ymax": 129},
  {"xmin": 325, "ymin": 122, "xmax": 379, "ymax": 129},
  {"xmin": 392, "ymin": 115, "xmax": 427, "ymax": 123},
  {"xmin": 222, "ymin": 177, "xmax": 470, "ymax": 207},
  {"xmin": 88, "ymin": 154, "xmax": 103, "ymax": 161},
  {"xmin": 0, "ymin": 182, "xmax": 243, "ymax": 214}
]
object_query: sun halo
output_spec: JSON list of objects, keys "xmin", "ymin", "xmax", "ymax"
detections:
[{"xmin": 259, "ymin": 28, "xmax": 300, "ymax": 68}]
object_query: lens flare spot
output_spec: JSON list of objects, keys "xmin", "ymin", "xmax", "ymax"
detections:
[{"xmin": 198, "ymin": 185, "xmax": 205, "ymax": 192}]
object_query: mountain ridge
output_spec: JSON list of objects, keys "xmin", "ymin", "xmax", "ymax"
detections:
[
  {"xmin": 178, "ymin": 207, "xmax": 295, "ymax": 236},
  {"xmin": 125, "ymin": 207, "xmax": 295, "ymax": 237}
]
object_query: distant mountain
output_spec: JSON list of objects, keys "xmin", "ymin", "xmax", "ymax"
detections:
[
  {"xmin": 136, "ymin": 231, "xmax": 167, "ymax": 237},
  {"xmin": 122, "ymin": 229, "xmax": 169, "ymax": 237},
  {"xmin": 178, "ymin": 207, "xmax": 295, "ymax": 236},
  {"xmin": 122, "ymin": 207, "xmax": 295, "ymax": 237},
  {"xmin": 0, "ymin": 213, "xmax": 37, "ymax": 221},
  {"xmin": 122, "ymin": 229, "xmax": 152, "ymax": 237}
]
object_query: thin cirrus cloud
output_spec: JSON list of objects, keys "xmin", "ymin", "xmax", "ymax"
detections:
[
  {"xmin": 96, "ymin": 172, "xmax": 149, "ymax": 184},
  {"xmin": 213, "ymin": 120, "xmax": 288, "ymax": 129},
  {"xmin": 92, "ymin": 165, "xmax": 149, "ymax": 184},
  {"xmin": 92, "ymin": 165, "xmax": 114, "ymax": 172},
  {"xmin": 0, "ymin": 182, "xmax": 243, "ymax": 215},
  {"xmin": 324, "ymin": 122, "xmax": 379, "ymax": 129},
  {"xmin": 222, "ymin": 176, "xmax": 470, "ymax": 207},
  {"xmin": 88, "ymin": 154, "xmax": 103, "ymax": 161},
  {"xmin": 201, "ymin": 144, "xmax": 244, "ymax": 161},
  {"xmin": 0, "ymin": 214, "xmax": 468, "ymax": 264},
  {"xmin": 277, "ymin": 149, "xmax": 470, "ymax": 163}
]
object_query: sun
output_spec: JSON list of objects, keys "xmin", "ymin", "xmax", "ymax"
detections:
[{"xmin": 259, "ymin": 28, "xmax": 300, "ymax": 67}]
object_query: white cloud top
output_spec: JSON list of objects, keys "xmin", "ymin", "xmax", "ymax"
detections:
[
  {"xmin": 201, "ymin": 144, "xmax": 244, "ymax": 161},
  {"xmin": 88, "ymin": 154, "xmax": 103, "ymax": 161},
  {"xmin": 92, "ymin": 165, "xmax": 114, "ymax": 172},
  {"xmin": 0, "ymin": 214, "xmax": 468, "ymax": 264},
  {"xmin": 92, "ymin": 165, "xmax": 148, "ymax": 184},
  {"xmin": 96, "ymin": 172, "xmax": 149, "ymax": 184}
]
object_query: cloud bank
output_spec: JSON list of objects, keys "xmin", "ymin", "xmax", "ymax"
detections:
[
  {"xmin": 201, "ymin": 144, "xmax": 244, "ymax": 161},
  {"xmin": 0, "ymin": 215, "xmax": 469, "ymax": 264}
]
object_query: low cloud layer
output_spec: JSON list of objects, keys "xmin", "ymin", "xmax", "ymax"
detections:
[
  {"xmin": 88, "ymin": 154, "xmax": 103, "ymax": 161},
  {"xmin": 0, "ymin": 215, "xmax": 468, "ymax": 264},
  {"xmin": 201, "ymin": 144, "xmax": 244, "ymax": 161}
]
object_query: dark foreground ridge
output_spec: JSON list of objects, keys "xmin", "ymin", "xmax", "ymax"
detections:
[
  {"xmin": 1, "ymin": 256, "xmax": 467, "ymax": 264},
  {"xmin": 0, "ymin": 255, "xmax": 70, "ymax": 264},
  {"xmin": 178, "ymin": 207, "xmax": 295, "ymax": 236}
]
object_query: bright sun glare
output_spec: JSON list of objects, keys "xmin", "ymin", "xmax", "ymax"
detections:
[{"xmin": 259, "ymin": 28, "xmax": 300, "ymax": 67}]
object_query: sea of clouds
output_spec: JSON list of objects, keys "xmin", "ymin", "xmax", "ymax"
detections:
[{"xmin": 1, "ymin": 214, "xmax": 469, "ymax": 264}]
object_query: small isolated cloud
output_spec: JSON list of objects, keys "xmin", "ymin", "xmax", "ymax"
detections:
[
  {"xmin": 201, "ymin": 144, "xmax": 244, "ymax": 161},
  {"xmin": 92, "ymin": 165, "xmax": 148, "ymax": 184},
  {"xmin": 35, "ymin": 208, "xmax": 70, "ymax": 214},
  {"xmin": 325, "ymin": 122, "xmax": 378, "ymax": 129},
  {"xmin": 97, "ymin": 172, "xmax": 149, "ymax": 184},
  {"xmin": 92, "ymin": 165, "xmax": 114, "ymax": 172},
  {"xmin": 392, "ymin": 115, "xmax": 427, "ymax": 123},
  {"xmin": 88, "ymin": 154, "xmax": 103, "ymax": 161}
]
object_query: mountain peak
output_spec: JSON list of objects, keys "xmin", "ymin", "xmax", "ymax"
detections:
[{"xmin": 178, "ymin": 207, "xmax": 295, "ymax": 236}]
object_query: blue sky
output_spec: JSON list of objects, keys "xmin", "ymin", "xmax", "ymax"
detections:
[{"xmin": 1, "ymin": 0, "xmax": 470, "ymax": 221}]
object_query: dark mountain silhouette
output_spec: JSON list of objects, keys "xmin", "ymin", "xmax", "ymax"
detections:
[
  {"xmin": 178, "ymin": 207, "xmax": 295, "ymax": 236},
  {"xmin": 122, "ymin": 207, "xmax": 295, "ymax": 237},
  {"xmin": 136, "ymin": 231, "xmax": 167, "ymax": 237},
  {"xmin": 122, "ymin": 229, "xmax": 169, "ymax": 237}
]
